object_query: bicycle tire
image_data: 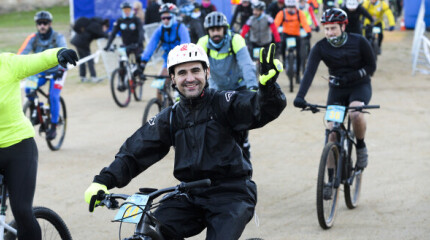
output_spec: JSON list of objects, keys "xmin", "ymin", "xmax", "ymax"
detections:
[
  {"xmin": 46, "ymin": 96, "xmax": 67, "ymax": 151},
  {"xmin": 372, "ymin": 40, "xmax": 379, "ymax": 61},
  {"xmin": 110, "ymin": 68, "xmax": 131, "ymax": 108},
  {"xmin": 316, "ymin": 142, "xmax": 340, "ymax": 229},
  {"xmin": 22, "ymin": 101, "xmax": 35, "ymax": 125},
  {"xmin": 286, "ymin": 52, "xmax": 295, "ymax": 93},
  {"xmin": 142, "ymin": 98, "xmax": 162, "ymax": 126},
  {"xmin": 132, "ymin": 77, "xmax": 144, "ymax": 101},
  {"xmin": 4, "ymin": 206, "xmax": 72, "ymax": 240},
  {"xmin": 344, "ymin": 131, "xmax": 362, "ymax": 209}
]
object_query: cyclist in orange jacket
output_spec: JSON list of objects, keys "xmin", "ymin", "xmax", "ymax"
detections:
[{"xmin": 274, "ymin": 0, "xmax": 311, "ymax": 80}]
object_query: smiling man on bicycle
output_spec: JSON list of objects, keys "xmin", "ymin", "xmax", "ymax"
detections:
[
  {"xmin": 18, "ymin": 11, "xmax": 68, "ymax": 140},
  {"xmin": 85, "ymin": 42, "xmax": 286, "ymax": 240},
  {"xmin": 1, "ymin": 47, "xmax": 77, "ymax": 240},
  {"xmin": 293, "ymin": 8, "xmax": 376, "ymax": 171}
]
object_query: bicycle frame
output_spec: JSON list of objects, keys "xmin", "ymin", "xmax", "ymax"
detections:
[{"xmin": 0, "ymin": 175, "xmax": 16, "ymax": 239}]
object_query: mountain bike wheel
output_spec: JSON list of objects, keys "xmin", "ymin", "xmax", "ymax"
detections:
[
  {"xmin": 132, "ymin": 77, "xmax": 144, "ymax": 101},
  {"xmin": 4, "ymin": 207, "xmax": 72, "ymax": 240},
  {"xmin": 316, "ymin": 142, "xmax": 340, "ymax": 229},
  {"xmin": 142, "ymin": 98, "xmax": 162, "ymax": 125},
  {"xmin": 344, "ymin": 131, "xmax": 362, "ymax": 209},
  {"xmin": 372, "ymin": 39, "xmax": 379, "ymax": 61},
  {"xmin": 110, "ymin": 68, "xmax": 131, "ymax": 108},
  {"xmin": 22, "ymin": 100, "xmax": 38, "ymax": 126},
  {"xmin": 46, "ymin": 97, "xmax": 67, "ymax": 151},
  {"xmin": 285, "ymin": 52, "xmax": 295, "ymax": 93}
]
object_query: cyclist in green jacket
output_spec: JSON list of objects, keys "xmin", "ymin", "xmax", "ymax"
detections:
[{"xmin": 0, "ymin": 48, "xmax": 77, "ymax": 240}]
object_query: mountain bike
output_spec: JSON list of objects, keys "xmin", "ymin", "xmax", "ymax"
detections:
[
  {"xmin": 302, "ymin": 103, "xmax": 380, "ymax": 229},
  {"xmin": 0, "ymin": 173, "xmax": 72, "ymax": 240},
  {"xmin": 364, "ymin": 24, "xmax": 380, "ymax": 60},
  {"xmin": 141, "ymin": 75, "xmax": 173, "ymax": 125},
  {"xmin": 89, "ymin": 179, "xmax": 211, "ymax": 240},
  {"xmin": 284, "ymin": 36, "xmax": 298, "ymax": 93},
  {"xmin": 22, "ymin": 75, "xmax": 67, "ymax": 151},
  {"xmin": 109, "ymin": 44, "xmax": 145, "ymax": 108}
]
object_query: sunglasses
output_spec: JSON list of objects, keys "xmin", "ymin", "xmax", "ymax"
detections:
[
  {"xmin": 37, "ymin": 21, "xmax": 50, "ymax": 26},
  {"xmin": 161, "ymin": 16, "xmax": 172, "ymax": 20}
]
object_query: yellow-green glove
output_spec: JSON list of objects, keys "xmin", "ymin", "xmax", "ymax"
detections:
[
  {"xmin": 84, "ymin": 182, "xmax": 109, "ymax": 206},
  {"xmin": 259, "ymin": 43, "xmax": 283, "ymax": 86}
]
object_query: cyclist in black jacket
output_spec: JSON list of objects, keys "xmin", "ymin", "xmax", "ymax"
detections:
[
  {"xmin": 85, "ymin": 42, "xmax": 286, "ymax": 240},
  {"xmin": 341, "ymin": 0, "xmax": 374, "ymax": 34},
  {"xmin": 293, "ymin": 8, "xmax": 376, "ymax": 170},
  {"xmin": 103, "ymin": 2, "xmax": 144, "ymax": 66}
]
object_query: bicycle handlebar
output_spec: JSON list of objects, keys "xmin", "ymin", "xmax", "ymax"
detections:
[
  {"xmin": 302, "ymin": 103, "xmax": 380, "ymax": 113},
  {"xmin": 89, "ymin": 179, "xmax": 211, "ymax": 212}
]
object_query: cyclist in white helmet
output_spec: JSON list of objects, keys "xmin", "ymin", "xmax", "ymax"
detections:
[
  {"xmin": 85, "ymin": 43, "xmax": 286, "ymax": 240},
  {"xmin": 341, "ymin": 0, "xmax": 374, "ymax": 34}
]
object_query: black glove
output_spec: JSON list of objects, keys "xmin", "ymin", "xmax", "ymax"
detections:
[
  {"xmin": 55, "ymin": 68, "xmax": 65, "ymax": 79},
  {"xmin": 103, "ymin": 46, "xmax": 110, "ymax": 51},
  {"xmin": 293, "ymin": 96, "xmax": 307, "ymax": 109},
  {"xmin": 259, "ymin": 43, "xmax": 283, "ymax": 86},
  {"xmin": 329, "ymin": 75, "xmax": 348, "ymax": 86},
  {"xmin": 57, "ymin": 48, "xmax": 78, "ymax": 68},
  {"xmin": 314, "ymin": 25, "xmax": 320, "ymax": 32}
]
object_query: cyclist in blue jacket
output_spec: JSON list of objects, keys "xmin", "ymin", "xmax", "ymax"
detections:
[
  {"xmin": 140, "ymin": 3, "xmax": 190, "ymax": 100},
  {"xmin": 18, "ymin": 11, "xmax": 68, "ymax": 140}
]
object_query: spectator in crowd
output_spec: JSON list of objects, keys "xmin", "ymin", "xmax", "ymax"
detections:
[
  {"xmin": 145, "ymin": 0, "xmax": 161, "ymax": 24},
  {"xmin": 71, "ymin": 17, "xmax": 109, "ymax": 83},
  {"xmin": 230, "ymin": 0, "xmax": 253, "ymax": 33},
  {"xmin": 133, "ymin": 1, "xmax": 145, "ymax": 24},
  {"xmin": 200, "ymin": 0, "xmax": 217, "ymax": 20},
  {"xmin": 266, "ymin": 0, "xmax": 286, "ymax": 19}
]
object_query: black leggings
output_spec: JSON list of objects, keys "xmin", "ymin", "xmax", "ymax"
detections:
[{"xmin": 0, "ymin": 138, "xmax": 41, "ymax": 240}]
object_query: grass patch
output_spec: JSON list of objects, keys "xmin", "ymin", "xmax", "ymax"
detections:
[
  {"xmin": 0, "ymin": 6, "xmax": 69, "ymax": 27},
  {"xmin": 0, "ymin": 6, "xmax": 70, "ymax": 52}
]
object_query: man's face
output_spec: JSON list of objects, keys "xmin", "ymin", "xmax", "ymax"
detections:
[
  {"xmin": 36, "ymin": 20, "xmax": 51, "ymax": 34},
  {"xmin": 286, "ymin": 6, "xmax": 296, "ymax": 15},
  {"xmin": 253, "ymin": 8, "xmax": 263, "ymax": 17},
  {"xmin": 208, "ymin": 26, "xmax": 225, "ymax": 44},
  {"xmin": 370, "ymin": 0, "xmax": 377, "ymax": 4},
  {"xmin": 324, "ymin": 23, "xmax": 344, "ymax": 39},
  {"xmin": 122, "ymin": 7, "xmax": 132, "ymax": 17},
  {"xmin": 161, "ymin": 12, "xmax": 172, "ymax": 24},
  {"xmin": 171, "ymin": 62, "xmax": 208, "ymax": 98}
]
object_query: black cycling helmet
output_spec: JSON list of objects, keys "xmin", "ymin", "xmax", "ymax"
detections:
[
  {"xmin": 320, "ymin": 8, "xmax": 348, "ymax": 25},
  {"xmin": 120, "ymin": 2, "xmax": 132, "ymax": 9},
  {"xmin": 159, "ymin": 3, "xmax": 179, "ymax": 15},
  {"xmin": 34, "ymin": 11, "xmax": 53, "ymax": 22},
  {"xmin": 204, "ymin": 12, "xmax": 228, "ymax": 30},
  {"xmin": 253, "ymin": 1, "xmax": 266, "ymax": 10}
]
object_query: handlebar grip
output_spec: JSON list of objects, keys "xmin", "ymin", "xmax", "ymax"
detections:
[
  {"xmin": 180, "ymin": 179, "xmax": 211, "ymax": 190},
  {"xmin": 89, "ymin": 195, "xmax": 97, "ymax": 213},
  {"xmin": 88, "ymin": 190, "xmax": 106, "ymax": 212},
  {"xmin": 364, "ymin": 105, "xmax": 380, "ymax": 109}
]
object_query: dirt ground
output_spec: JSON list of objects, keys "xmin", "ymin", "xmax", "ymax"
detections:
[{"xmin": 24, "ymin": 29, "xmax": 429, "ymax": 240}]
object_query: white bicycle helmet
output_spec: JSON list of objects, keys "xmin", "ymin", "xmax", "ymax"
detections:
[
  {"xmin": 346, "ymin": 0, "xmax": 359, "ymax": 9},
  {"xmin": 167, "ymin": 43, "xmax": 210, "ymax": 75},
  {"xmin": 285, "ymin": 0, "xmax": 298, "ymax": 7}
]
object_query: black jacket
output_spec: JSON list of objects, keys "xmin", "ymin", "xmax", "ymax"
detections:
[
  {"xmin": 94, "ymin": 85, "xmax": 286, "ymax": 189},
  {"xmin": 106, "ymin": 16, "xmax": 144, "ymax": 48},
  {"xmin": 231, "ymin": 4, "xmax": 253, "ymax": 29},
  {"xmin": 297, "ymin": 33, "xmax": 377, "ymax": 98},
  {"xmin": 342, "ymin": 5, "xmax": 374, "ymax": 34},
  {"xmin": 71, "ymin": 17, "xmax": 108, "ymax": 48},
  {"xmin": 145, "ymin": 2, "xmax": 161, "ymax": 25}
]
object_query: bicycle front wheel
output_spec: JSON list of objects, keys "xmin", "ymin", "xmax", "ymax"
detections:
[
  {"xmin": 110, "ymin": 68, "xmax": 131, "ymax": 107},
  {"xmin": 5, "ymin": 207, "xmax": 72, "ymax": 240},
  {"xmin": 142, "ymin": 98, "xmax": 162, "ymax": 125},
  {"xmin": 316, "ymin": 142, "xmax": 340, "ymax": 229},
  {"xmin": 286, "ymin": 52, "xmax": 295, "ymax": 93},
  {"xmin": 344, "ymin": 131, "xmax": 362, "ymax": 209},
  {"xmin": 132, "ymin": 77, "xmax": 144, "ymax": 101},
  {"xmin": 46, "ymin": 97, "xmax": 67, "ymax": 151}
]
